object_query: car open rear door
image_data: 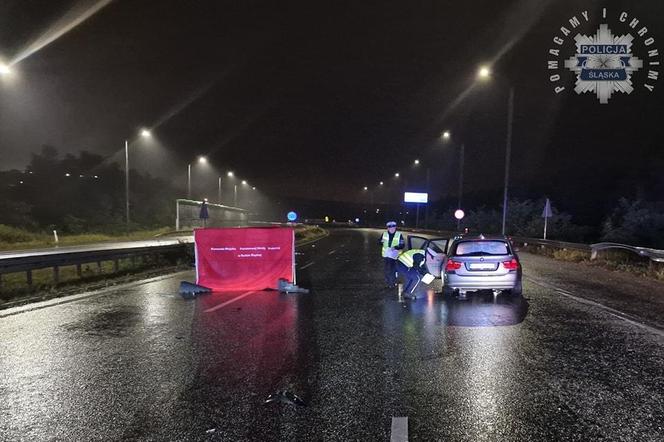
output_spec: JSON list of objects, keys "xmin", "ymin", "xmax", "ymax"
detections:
[
  {"xmin": 407, "ymin": 235, "xmax": 428, "ymax": 250},
  {"xmin": 423, "ymin": 237, "xmax": 448, "ymax": 277}
]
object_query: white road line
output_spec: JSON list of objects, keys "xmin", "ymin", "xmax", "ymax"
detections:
[
  {"xmin": 203, "ymin": 291, "xmax": 257, "ymax": 313},
  {"xmin": 390, "ymin": 417, "xmax": 408, "ymax": 442},
  {"xmin": 526, "ymin": 276, "xmax": 664, "ymax": 338},
  {"xmin": 299, "ymin": 262, "xmax": 315, "ymax": 270},
  {"xmin": 328, "ymin": 249, "xmax": 337, "ymax": 255}
]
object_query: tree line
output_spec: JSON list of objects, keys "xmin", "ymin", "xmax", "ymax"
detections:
[
  {"xmin": 0, "ymin": 146, "xmax": 177, "ymax": 234},
  {"xmin": 430, "ymin": 198, "xmax": 664, "ymax": 248},
  {"xmin": 1, "ymin": 145, "xmax": 662, "ymax": 248}
]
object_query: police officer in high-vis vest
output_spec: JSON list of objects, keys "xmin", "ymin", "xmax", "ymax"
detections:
[
  {"xmin": 379, "ymin": 221, "xmax": 404, "ymax": 287},
  {"xmin": 396, "ymin": 249, "xmax": 431, "ymax": 299}
]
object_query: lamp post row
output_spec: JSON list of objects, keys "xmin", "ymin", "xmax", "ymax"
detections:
[
  {"xmin": 124, "ymin": 131, "xmax": 253, "ymax": 227},
  {"xmin": 362, "ymin": 65, "xmax": 514, "ymax": 234},
  {"xmin": 188, "ymin": 163, "xmax": 252, "ymax": 207}
]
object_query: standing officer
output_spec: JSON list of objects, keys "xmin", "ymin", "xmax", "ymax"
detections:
[{"xmin": 379, "ymin": 221, "xmax": 404, "ymax": 287}]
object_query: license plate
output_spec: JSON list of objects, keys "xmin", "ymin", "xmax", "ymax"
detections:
[{"xmin": 468, "ymin": 263, "xmax": 496, "ymax": 270}]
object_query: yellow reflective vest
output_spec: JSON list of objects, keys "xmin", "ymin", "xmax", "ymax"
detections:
[
  {"xmin": 381, "ymin": 231, "xmax": 403, "ymax": 257},
  {"xmin": 398, "ymin": 249, "xmax": 425, "ymax": 268}
]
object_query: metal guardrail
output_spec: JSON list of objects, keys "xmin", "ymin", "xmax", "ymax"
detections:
[
  {"xmin": 396, "ymin": 227, "xmax": 664, "ymax": 263},
  {"xmin": 2, "ymin": 225, "xmax": 662, "ymax": 289},
  {"xmin": 510, "ymin": 236, "xmax": 590, "ymax": 252},
  {"xmin": 589, "ymin": 242, "xmax": 664, "ymax": 263},
  {"xmin": 0, "ymin": 241, "xmax": 191, "ymax": 287},
  {"xmin": 489, "ymin": 236, "xmax": 664, "ymax": 263},
  {"xmin": 0, "ymin": 224, "xmax": 324, "ymax": 288}
]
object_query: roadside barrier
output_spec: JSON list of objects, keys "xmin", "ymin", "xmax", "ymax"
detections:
[
  {"xmin": 373, "ymin": 225, "xmax": 664, "ymax": 263},
  {"xmin": 0, "ymin": 240, "xmax": 191, "ymax": 288}
]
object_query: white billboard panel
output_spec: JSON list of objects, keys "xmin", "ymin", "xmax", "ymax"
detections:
[{"xmin": 404, "ymin": 192, "xmax": 428, "ymax": 203}]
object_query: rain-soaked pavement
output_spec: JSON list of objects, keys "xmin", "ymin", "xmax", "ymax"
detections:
[{"xmin": 1, "ymin": 228, "xmax": 663, "ymax": 441}]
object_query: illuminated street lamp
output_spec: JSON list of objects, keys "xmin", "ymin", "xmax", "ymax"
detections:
[
  {"xmin": 217, "ymin": 171, "xmax": 236, "ymax": 203},
  {"xmin": 187, "ymin": 156, "xmax": 207, "ymax": 199},
  {"xmin": 441, "ymin": 130, "xmax": 465, "ymax": 228},
  {"xmin": 235, "ymin": 180, "xmax": 251, "ymax": 206},
  {"xmin": 477, "ymin": 65, "xmax": 491, "ymax": 79},
  {"xmin": 0, "ymin": 63, "xmax": 11, "ymax": 76},
  {"xmin": 414, "ymin": 159, "xmax": 420, "ymax": 165},
  {"xmin": 394, "ymin": 172, "xmax": 400, "ymax": 178},
  {"xmin": 477, "ymin": 64, "xmax": 514, "ymax": 235},
  {"xmin": 125, "ymin": 128, "xmax": 152, "ymax": 226}
]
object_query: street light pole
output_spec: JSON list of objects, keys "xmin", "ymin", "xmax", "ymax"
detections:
[
  {"xmin": 187, "ymin": 164, "xmax": 192, "ymax": 199},
  {"xmin": 218, "ymin": 176, "xmax": 222, "ymax": 203},
  {"xmin": 476, "ymin": 66, "xmax": 514, "ymax": 235},
  {"xmin": 501, "ymin": 86, "xmax": 514, "ymax": 235},
  {"xmin": 441, "ymin": 131, "xmax": 466, "ymax": 229},
  {"xmin": 187, "ymin": 156, "xmax": 207, "ymax": 200},
  {"xmin": 457, "ymin": 143, "xmax": 465, "ymax": 230},
  {"xmin": 123, "ymin": 129, "xmax": 152, "ymax": 228},
  {"xmin": 125, "ymin": 140, "xmax": 129, "ymax": 226},
  {"xmin": 233, "ymin": 184, "xmax": 238, "ymax": 207}
]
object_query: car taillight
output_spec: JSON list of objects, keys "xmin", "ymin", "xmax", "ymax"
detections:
[
  {"xmin": 503, "ymin": 259, "xmax": 519, "ymax": 271},
  {"xmin": 445, "ymin": 259, "xmax": 462, "ymax": 271}
]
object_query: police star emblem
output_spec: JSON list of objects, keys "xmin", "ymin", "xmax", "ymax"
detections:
[{"xmin": 564, "ymin": 24, "xmax": 643, "ymax": 103}]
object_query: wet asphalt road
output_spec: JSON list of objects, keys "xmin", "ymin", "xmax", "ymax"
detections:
[{"xmin": 1, "ymin": 228, "xmax": 663, "ymax": 441}]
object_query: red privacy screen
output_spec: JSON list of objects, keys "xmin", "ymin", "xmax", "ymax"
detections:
[{"xmin": 195, "ymin": 227, "xmax": 295, "ymax": 291}]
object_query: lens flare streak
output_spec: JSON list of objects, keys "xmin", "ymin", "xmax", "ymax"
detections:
[{"xmin": 11, "ymin": 0, "xmax": 114, "ymax": 65}]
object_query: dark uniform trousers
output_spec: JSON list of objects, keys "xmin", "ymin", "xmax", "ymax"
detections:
[
  {"xmin": 396, "ymin": 261, "xmax": 424, "ymax": 295},
  {"xmin": 384, "ymin": 258, "xmax": 397, "ymax": 285}
]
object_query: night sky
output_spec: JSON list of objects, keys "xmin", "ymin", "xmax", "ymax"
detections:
[{"xmin": 1, "ymin": 0, "xmax": 663, "ymax": 223}]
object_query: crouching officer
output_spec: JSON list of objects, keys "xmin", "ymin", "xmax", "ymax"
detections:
[
  {"xmin": 396, "ymin": 249, "xmax": 433, "ymax": 299},
  {"xmin": 379, "ymin": 221, "xmax": 404, "ymax": 287}
]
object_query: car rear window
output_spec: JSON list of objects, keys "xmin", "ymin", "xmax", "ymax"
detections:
[{"xmin": 453, "ymin": 240, "xmax": 510, "ymax": 256}]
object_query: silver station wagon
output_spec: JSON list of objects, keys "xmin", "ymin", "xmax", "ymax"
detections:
[{"xmin": 442, "ymin": 234, "xmax": 522, "ymax": 297}]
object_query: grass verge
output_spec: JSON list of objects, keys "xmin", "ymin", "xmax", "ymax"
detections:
[
  {"xmin": 521, "ymin": 244, "xmax": 664, "ymax": 282},
  {"xmin": 0, "ymin": 225, "xmax": 173, "ymax": 251}
]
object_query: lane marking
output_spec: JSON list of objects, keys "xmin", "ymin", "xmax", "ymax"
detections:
[
  {"xmin": 390, "ymin": 417, "xmax": 408, "ymax": 442},
  {"xmin": 299, "ymin": 262, "xmax": 315, "ymax": 270},
  {"xmin": 204, "ymin": 291, "xmax": 257, "ymax": 313},
  {"xmin": 328, "ymin": 249, "xmax": 337, "ymax": 255},
  {"xmin": 525, "ymin": 276, "xmax": 664, "ymax": 338}
]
